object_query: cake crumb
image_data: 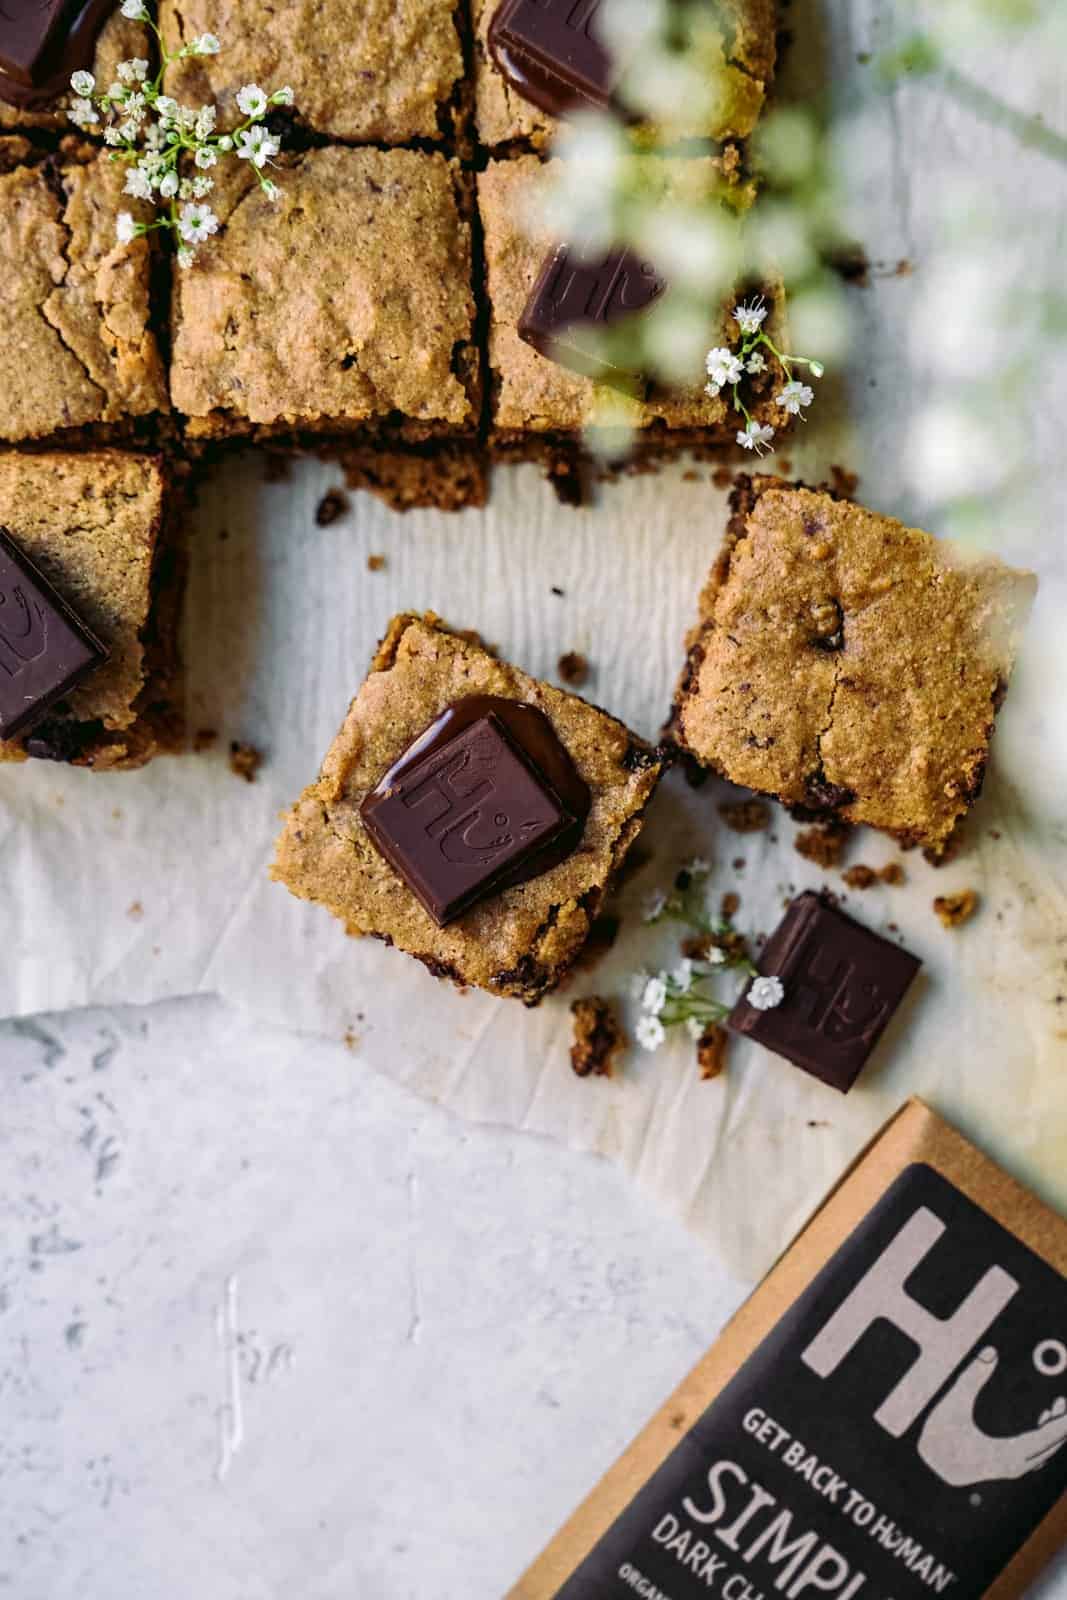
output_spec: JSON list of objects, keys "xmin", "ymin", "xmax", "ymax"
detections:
[
  {"xmin": 557, "ymin": 650, "xmax": 589, "ymax": 687},
  {"xmin": 192, "ymin": 727, "xmax": 218, "ymax": 752},
  {"xmin": 879, "ymin": 862, "xmax": 905, "ymax": 885},
  {"xmin": 712, "ymin": 466, "xmax": 733, "ymax": 489},
  {"xmin": 720, "ymin": 891, "xmax": 740, "ymax": 920},
  {"xmin": 682, "ymin": 469, "xmax": 701, "ymax": 482},
  {"xmin": 794, "ymin": 821, "xmax": 850, "ymax": 869},
  {"xmin": 842, "ymin": 864, "xmax": 877, "ymax": 890},
  {"xmin": 367, "ymin": 553, "xmax": 386, "ymax": 572},
  {"xmin": 127, "ymin": 901, "xmax": 143, "ymax": 921},
  {"xmin": 696, "ymin": 1023, "xmax": 729, "ymax": 1081},
  {"xmin": 829, "ymin": 464, "xmax": 860, "ymax": 500},
  {"xmin": 933, "ymin": 889, "xmax": 979, "ymax": 928},
  {"xmin": 570, "ymin": 997, "xmax": 626, "ymax": 1079},
  {"xmin": 550, "ymin": 585, "xmax": 565, "ymax": 597},
  {"xmin": 719, "ymin": 798, "xmax": 770, "ymax": 833},
  {"xmin": 229, "ymin": 741, "xmax": 264, "ymax": 783},
  {"xmin": 315, "ymin": 488, "xmax": 350, "ymax": 527}
]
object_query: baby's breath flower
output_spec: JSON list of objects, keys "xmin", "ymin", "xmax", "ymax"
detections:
[
  {"xmin": 236, "ymin": 125, "xmax": 280, "ymax": 168},
  {"xmin": 115, "ymin": 211, "xmax": 139, "ymax": 244},
  {"xmin": 747, "ymin": 975, "xmax": 785, "ymax": 1011},
  {"xmin": 708, "ymin": 946, "xmax": 727, "ymax": 967},
  {"xmin": 195, "ymin": 106, "xmax": 217, "ymax": 140},
  {"xmin": 236, "ymin": 83, "xmax": 269, "ymax": 118},
  {"xmin": 737, "ymin": 420, "xmax": 776, "ymax": 455},
  {"xmin": 734, "ymin": 299, "xmax": 769, "ymax": 335},
  {"xmin": 673, "ymin": 959, "xmax": 694, "ymax": 994},
  {"xmin": 176, "ymin": 246, "xmax": 195, "ymax": 268},
  {"xmin": 70, "ymin": 69, "xmax": 95, "ymax": 96},
  {"xmin": 271, "ymin": 85, "xmax": 295, "ymax": 105},
  {"xmin": 106, "ymin": 81, "xmax": 125, "ymax": 100},
  {"xmin": 118, "ymin": 118, "xmax": 141, "ymax": 141},
  {"xmin": 155, "ymin": 95, "xmax": 179, "ymax": 123},
  {"xmin": 776, "ymin": 380, "xmax": 815, "ymax": 416},
  {"xmin": 159, "ymin": 170, "xmax": 180, "ymax": 199},
  {"xmin": 636, "ymin": 1013, "xmax": 666, "ymax": 1052},
  {"xmin": 192, "ymin": 175, "xmax": 214, "ymax": 198},
  {"xmin": 190, "ymin": 33, "xmax": 220, "ymax": 55},
  {"xmin": 104, "ymin": 127, "xmax": 122, "ymax": 146},
  {"xmin": 177, "ymin": 201, "xmax": 219, "ymax": 245},
  {"xmin": 194, "ymin": 146, "xmax": 218, "ymax": 169},
  {"xmin": 706, "ymin": 346, "xmax": 743, "ymax": 387},
  {"xmin": 217, "ymin": 135, "xmax": 234, "ymax": 151},
  {"xmin": 117, "ymin": 57, "xmax": 147, "ymax": 83},
  {"xmin": 746, "ymin": 351, "xmax": 767, "ymax": 374},
  {"xmin": 808, "ymin": 360, "xmax": 826, "ymax": 379},
  {"xmin": 178, "ymin": 178, "xmax": 194, "ymax": 199},
  {"xmin": 68, "ymin": 96, "xmax": 99, "ymax": 128},
  {"xmin": 123, "ymin": 165, "xmax": 153, "ymax": 200},
  {"xmin": 120, "ymin": 0, "xmax": 148, "ymax": 17},
  {"xmin": 641, "ymin": 975, "xmax": 668, "ymax": 1016},
  {"xmin": 261, "ymin": 178, "xmax": 280, "ymax": 202}
]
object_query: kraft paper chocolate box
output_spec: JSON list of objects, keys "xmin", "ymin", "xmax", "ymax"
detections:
[{"xmin": 511, "ymin": 1100, "xmax": 1067, "ymax": 1600}]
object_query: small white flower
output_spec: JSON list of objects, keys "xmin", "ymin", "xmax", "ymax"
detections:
[
  {"xmin": 194, "ymin": 106, "xmax": 217, "ymax": 140},
  {"xmin": 737, "ymin": 420, "xmax": 776, "ymax": 455},
  {"xmin": 144, "ymin": 121, "xmax": 165, "ymax": 150},
  {"xmin": 685, "ymin": 1016, "xmax": 705, "ymax": 1042},
  {"xmin": 106, "ymin": 81, "xmax": 125, "ymax": 100},
  {"xmin": 236, "ymin": 125, "xmax": 280, "ymax": 168},
  {"xmin": 217, "ymin": 134, "xmax": 234, "ymax": 151},
  {"xmin": 706, "ymin": 346, "xmax": 743, "ymax": 388},
  {"xmin": 746, "ymin": 351, "xmax": 767, "ymax": 374},
  {"xmin": 704, "ymin": 381, "xmax": 721, "ymax": 400},
  {"xmin": 122, "ymin": 91, "xmax": 146, "ymax": 118},
  {"xmin": 116, "ymin": 60, "xmax": 136, "ymax": 83},
  {"xmin": 194, "ymin": 145, "xmax": 218, "ymax": 169},
  {"xmin": 641, "ymin": 975, "xmax": 668, "ymax": 1017},
  {"xmin": 127, "ymin": 57, "xmax": 149, "ymax": 81},
  {"xmin": 155, "ymin": 95, "xmax": 179, "ymax": 123},
  {"xmin": 118, "ymin": 119, "xmax": 140, "ymax": 141},
  {"xmin": 120, "ymin": 0, "xmax": 147, "ymax": 16},
  {"xmin": 636, "ymin": 1013, "xmax": 666, "ymax": 1052},
  {"xmin": 747, "ymin": 975, "xmax": 785, "ymax": 1011},
  {"xmin": 236, "ymin": 83, "xmax": 269, "ymax": 118},
  {"xmin": 191, "ymin": 32, "xmax": 220, "ymax": 54},
  {"xmin": 708, "ymin": 947, "xmax": 727, "ymax": 967},
  {"xmin": 176, "ymin": 246, "xmax": 195, "ymax": 269},
  {"xmin": 734, "ymin": 299, "xmax": 768, "ymax": 335},
  {"xmin": 177, "ymin": 201, "xmax": 219, "ymax": 244},
  {"xmin": 261, "ymin": 178, "xmax": 280, "ymax": 202},
  {"xmin": 178, "ymin": 177, "xmax": 194, "ymax": 199},
  {"xmin": 104, "ymin": 127, "xmax": 122, "ymax": 146},
  {"xmin": 629, "ymin": 971, "xmax": 651, "ymax": 1003},
  {"xmin": 672, "ymin": 959, "xmax": 694, "ymax": 994},
  {"xmin": 68, "ymin": 96, "xmax": 98, "ymax": 128},
  {"xmin": 684, "ymin": 857, "xmax": 711, "ymax": 876},
  {"xmin": 158, "ymin": 170, "xmax": 180, "ymax": 199},
  {"xmin": 192, "ymin": 175, "xmax": 215, "ymax": 198},
  {"xmin": 642, "ymin": 889, "xmax": 667, "ymax": 924},
  {"xmin": 776, "ymin": 380, "xmax": 815, "ymax": 416},
  {"xmin": 70, "ymin": 69, "xmax": 95, "ymax": 96},
  {"xmin": 124, "ymin": 165, "xmax": 154, "ymax": 200},
  {"xmin": 271, "ymin": 85, "xmax": 295, "ymax": 106},
  {"xmin": 178, "ymin": 104, "xmax": 198, "ymax": 130},
  {"xmin": 808, "ymin": 360, "xmax": 825, "ymax": 379},
  {"xmin": 115, "ymin": 211, "xmax": 138, "ymax": 244}
]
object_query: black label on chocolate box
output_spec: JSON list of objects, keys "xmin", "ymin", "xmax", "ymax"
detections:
[{"xmin": 557, "ymin": 1166, "xmax": 1067, "ymax": 1599}]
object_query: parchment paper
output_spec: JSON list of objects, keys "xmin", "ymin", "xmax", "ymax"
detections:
[{"xmin": 3, "ymin": 0, "xmax": 1066, "ymax": 1280}]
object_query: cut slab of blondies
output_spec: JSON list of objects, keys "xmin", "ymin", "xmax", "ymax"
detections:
[
  {"xmin": 160, "ymin": 0, "xmax": 467, "ymax": 144},
  {"xmin": 0, "ymin": 449, "xmax": 184, "ymax": 769},
  {"xmin": 670, "ymin": 476, "xmax": 1036, "ymax": 856},
  {"xmin": 273, "ymin": 613, "xmax": 664, "ymax": 1004},
  {"xmin": 169, "ymin": 147, "xmax": 482, "ymax": 508},
  {"xmin": 0, "ymin": 139, "xmax": 166, "ymax": 446}
]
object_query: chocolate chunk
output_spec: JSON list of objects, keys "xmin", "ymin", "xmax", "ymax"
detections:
[
  {"xmin": 519, "ymin": 244, "xmax": 666, "ymax": 395},
  {"xmin": 0, "ymin": 0, "xmax": 70, "ymax": 88},
  {"xmin": 0, "ymin": 526, "xmax": 106, "ymax": 741},
  {"xmin": 488, "ymin": 0, "xmax": 615, "ymax": 119},
  {"xmin": 361, "ymin": 695, "xmax": 590, "ymax": 927},
  {"xmin": 728, "ymin": 891, "xmax": 920, "ymax": 1093}
]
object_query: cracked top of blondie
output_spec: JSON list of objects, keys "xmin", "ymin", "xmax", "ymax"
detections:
[{"xmin": 671, "ymin": 475, "xmax": 1036, "ymax": 854}]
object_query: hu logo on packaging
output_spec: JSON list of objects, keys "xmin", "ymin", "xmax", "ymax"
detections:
[
  {"xmin": 802, "ymin": 1204, "xmax": 1067, "ymax": 1487},
  {"xmin": 0, "ymin": 583, "xmax": 47, "ymax": 678}
]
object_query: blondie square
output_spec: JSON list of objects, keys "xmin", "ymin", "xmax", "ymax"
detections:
[
  {"xmin": 169, "ymin": 147, "xmax": 480, "ymax": 459},
  {"xmin": 0, "ymin": 140, "xmax": 166, "ymax": 446},
  {"xmin": 477, "ymin": 155, "xmax": 782, "ymax": 461},
  {"xmin": 273, "ymin": 612, "xmax": 664, "ymax": 1004},
  {"xmin": 160, "ymin": 0, "xmax": 467, "ymax": 144},
  {"xmin": 0, "ymin": 449, "xmax": 184, "ymax": 769},
  {"xmin": 670, "ymin": 476, "xmax": 1037, "ymax": 856},
  {"xmin": 472, "ymin": 0, "xmax": 777, "ymax": 151}
]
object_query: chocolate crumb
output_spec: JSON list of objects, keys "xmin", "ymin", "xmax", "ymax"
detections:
[
  {"xmin": 557, "ymin": 650, "xmax": 589, "ymax": 686},
  {"xmin": 829, "ymin": 465, "xmax": 860, "ymax": 500},
  {"xmin": 192, "ymin": 727, "xmax": 218, "ymax": 753},
  {"xmin": 570, "ymin": 996, "xmax": 626, "ymax": 1079},
  {"xmin": 719, "ymin": 798, "xmax": 770, "ymax": 834},
  {"xmin": 367, "ymin": 553, "xmax": 386, "ymax": 572},
  {"xmin": 229, "ymin": 741, "xmax": 264, "ymax": 783},
  {"xmin": 732, "ymin": 856, "xmax": 746, "ymax": 871},
  {"xmin": 315, "ymin": 488, "xmax": 350, "ymax": 527},
  {"xmin": 696, "ymin": 1023, "xmax": 729, "ymax": 1081},
  {"xmin": 828, "ymin": 243, "xmax": 870, "ymax": 286},
  {"xmin": 711, "ymin": 466, "xmax": 733, "ymax": 489},
  {"xmin": 720, "ymin": 891, "xmax": 740, "ymax": 920},
  {"xmin": 933, "ymin": 889, "xmax": 979, "ymax": 928},
  {"xmin": 794, "ymin": 821, "xmax": 850, "ymax": 870},
  {"xmin": 841, "ymin": 864, "xmax": 877, "ymax": 890},
  {"xmin": 550, "ymin": 585, "xmax": 565, "ymax": 597},
  {"xmin": 682, "ymin": 469, "xmax": 701, "ymax": 482},
  {"xmin": 879, "ymin": 862, "xmax": 905, "ymax": 886}
]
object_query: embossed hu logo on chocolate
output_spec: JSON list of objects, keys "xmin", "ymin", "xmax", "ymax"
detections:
[
  {"xmin": 0, "ymin": 583, "xmax": 48, "ymax": 677},
  {"xmin": 488, "ymin": 0, "xmax": 615, "ymax": 118},
  {"xmin": 519, "ymin": 245, "xmax": 667, "ymax": 393},
  {"xmin": 361, "ymin": 709, "xmax": 582, "ymax": 926}
]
